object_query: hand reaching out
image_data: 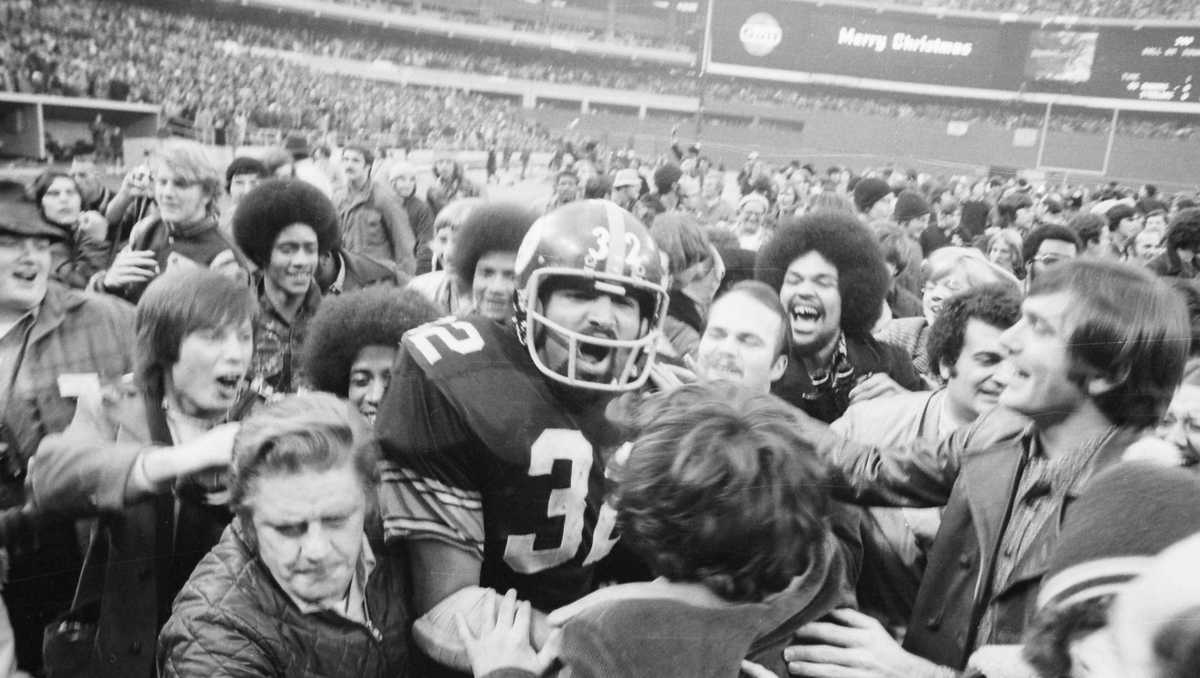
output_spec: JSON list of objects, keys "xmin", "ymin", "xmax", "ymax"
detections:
[
  {"xmin": 456, "ymin": 589, "xmax": 558, "ymax": 677},
  {"xmin": 784, "ymin": 609, "xmax": 955, "ymax": 678}
]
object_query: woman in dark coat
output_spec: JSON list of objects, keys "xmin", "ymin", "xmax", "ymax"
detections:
[{"xmin": 28, "ymin": 269, "xmax": 257, "ymax": 678}]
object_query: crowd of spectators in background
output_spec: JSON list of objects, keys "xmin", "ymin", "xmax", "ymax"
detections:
[
  {"xmin": 4, "ymin": 0, "xmax": 1200, "ymax": 151},
  {"xmin": 892, "ymin": 0, "xmax": 1200, "ymax": 19}
]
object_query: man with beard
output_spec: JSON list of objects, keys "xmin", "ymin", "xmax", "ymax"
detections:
[
  {"xmin": 756, "ymin": 211, "xmax": 923, "ymax": 422},
  {"xmin": 375, "ymin": 200, "xmax": 668, "ymax": 676}
]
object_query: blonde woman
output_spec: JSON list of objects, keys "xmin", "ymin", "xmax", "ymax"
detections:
[
  {"xmin": 875, "ymin": 247, "xmax": 1020, "ymax": 383},
  {"xmin": 96, "ymin": 140, "xmax": 248, "ymax": 302}
]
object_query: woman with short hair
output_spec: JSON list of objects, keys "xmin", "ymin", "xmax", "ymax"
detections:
[{"xmin": 29, "ymin": 268, "xmax": 257, "ymax": 678}]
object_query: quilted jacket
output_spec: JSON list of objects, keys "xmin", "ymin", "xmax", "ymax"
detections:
[{"xmin": 157, "ymin": 521, "xmax": 411, "ymax": 678}]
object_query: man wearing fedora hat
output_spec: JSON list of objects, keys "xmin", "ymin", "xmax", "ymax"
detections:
[{"xmin": 0, "ymin": 180, "xmax": 135, "ymax": 672}]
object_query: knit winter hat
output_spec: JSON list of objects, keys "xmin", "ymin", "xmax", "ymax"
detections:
[
  {"xmin": 233, "ymin": 178, "xmax": 340, "ymax": 268},
  {"xmin": 1036, "ymin": 461, "xmax": 1200, "ymax": 612},
  {"xmin": 893, "ymin": 190, "xmax": 931, "ymax": 223},
  {"xmin": 853, "ymin": 177, "xmax": 891, "ymax": 213}
]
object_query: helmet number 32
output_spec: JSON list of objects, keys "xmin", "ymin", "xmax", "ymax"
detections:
[{"xmin": 586, "ymin": 226, "xmax": 643, "ymax": 277}]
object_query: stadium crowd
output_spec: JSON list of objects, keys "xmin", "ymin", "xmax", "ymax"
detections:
[
  {"xmin": 337, "ymin": 0, "xmax": 1200, "ymax": 26},
  {"xmin": 891, "ymin": 0, "xmax": 1200, "ymax": 20},
  {"xmin": 4, "ymin": 0, "xmax": 1200, "ymax": 147},
  {"xmin": 1, "ymin": 104, "xmax": 1200, "ymax": 678}
]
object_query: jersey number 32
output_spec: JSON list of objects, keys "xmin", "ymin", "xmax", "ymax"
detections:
[{"xmin": 503, "ymin": 430, "xmax": 619, "ymax": 573}]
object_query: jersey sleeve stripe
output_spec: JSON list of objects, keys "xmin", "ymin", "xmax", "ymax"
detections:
[
  {"xmin": 381, "ymin": 518, "xmax": 486, "ymax": 559},
  {"xmin": 380, "ymin": 464, "xmax": 483, "ymax": 507},
  {"xmin": 378, "ymin": 467, "xmax": 486, "ymax": 556}
]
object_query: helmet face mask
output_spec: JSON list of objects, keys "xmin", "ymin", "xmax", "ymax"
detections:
[{"xmin": 514, "ymin": 200, "xmax": 668, "ymax": 392}]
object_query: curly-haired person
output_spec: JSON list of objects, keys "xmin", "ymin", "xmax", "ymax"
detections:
[
  {"xmin": 450, "ymin": 201, "xmax": 536, "ymax": 323},
  {"xmin": 456, "ymin": 382, "xmax": 851, "ymax": 678},
  {"xmin": 302, "ymin": 287, "xmax": 440, "ymax": 423},
  {"xmin": 756, "ymin": 210, "xmax": 924, "ymax": 422}
]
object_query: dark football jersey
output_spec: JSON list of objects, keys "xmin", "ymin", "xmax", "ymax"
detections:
[{"xmin": 376, "ymin": 315, "xmax": 623, "ymax": 611}]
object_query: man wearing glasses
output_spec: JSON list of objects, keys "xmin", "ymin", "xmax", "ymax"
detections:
[{"xmin": 1021, "ymin": 224, "xmax": 1082, "ymax": 289}]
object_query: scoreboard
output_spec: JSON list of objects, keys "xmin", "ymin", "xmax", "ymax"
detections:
[{"xmin": 706, "ymin": 0, "xmax": 1200, "ymax": 104}]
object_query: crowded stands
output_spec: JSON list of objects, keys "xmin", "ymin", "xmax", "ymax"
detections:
[
  {"xmin": 4, "ymin": 0, "xmax": 1200, "ymax": 677},
  {"xmin": 5, "ymin": 0, "xmax": 1200, "ymax": 146}
]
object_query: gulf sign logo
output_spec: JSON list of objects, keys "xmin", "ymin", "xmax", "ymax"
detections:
[{"xmin": 739, "ymin": 12, "xmax": 782, "ymax": 57}]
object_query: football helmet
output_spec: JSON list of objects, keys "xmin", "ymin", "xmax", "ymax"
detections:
[{"xmin": 514, "ymin": 200, "xmax": 668, "ymax": 391}]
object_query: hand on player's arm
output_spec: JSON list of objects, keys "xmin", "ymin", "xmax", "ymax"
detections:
[
  {"xmin": 456, "ymin": 589, "xmax": 559, "ymax": 678},
  {"xmin": 411, "ymin": 540, "xmax": 557, "ymax": 672},
  {"xmin": 785, "ymin": 609, "xmax": 958, "ymax": 678}
]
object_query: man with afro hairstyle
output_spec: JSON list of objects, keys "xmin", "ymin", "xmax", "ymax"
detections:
[
  {"xmin": 302, "ymin": 287, "xmax": 440, "ymax": 423},
  {"xmin": 756, "ymin": 210, "xmax": 923, "ymax": 422},
  {"xmin": 451, "ymin": 201, "xmax": 537, "ymax": 322},
  {"xmin": 234, "ymin": 178, "xmax": 340, "ymax": 396}
]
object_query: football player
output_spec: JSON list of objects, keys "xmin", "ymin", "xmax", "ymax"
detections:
[{"xmin": 375, "ymin": 199, "xmax": 669, "ymax": 674}]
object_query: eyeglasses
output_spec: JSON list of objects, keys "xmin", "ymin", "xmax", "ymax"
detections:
[
  {"xmin": 923, "ymin": 278, "xmax": 967, "ymax": 296},
  {"xmin": 1031, "ymin": 253, "xmax": 1075, "ymax": 267}
]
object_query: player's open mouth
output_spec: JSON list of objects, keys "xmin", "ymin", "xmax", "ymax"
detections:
[{"xmin": 577, "ymin": 343, "xmax": 611, "ymax": 365}]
